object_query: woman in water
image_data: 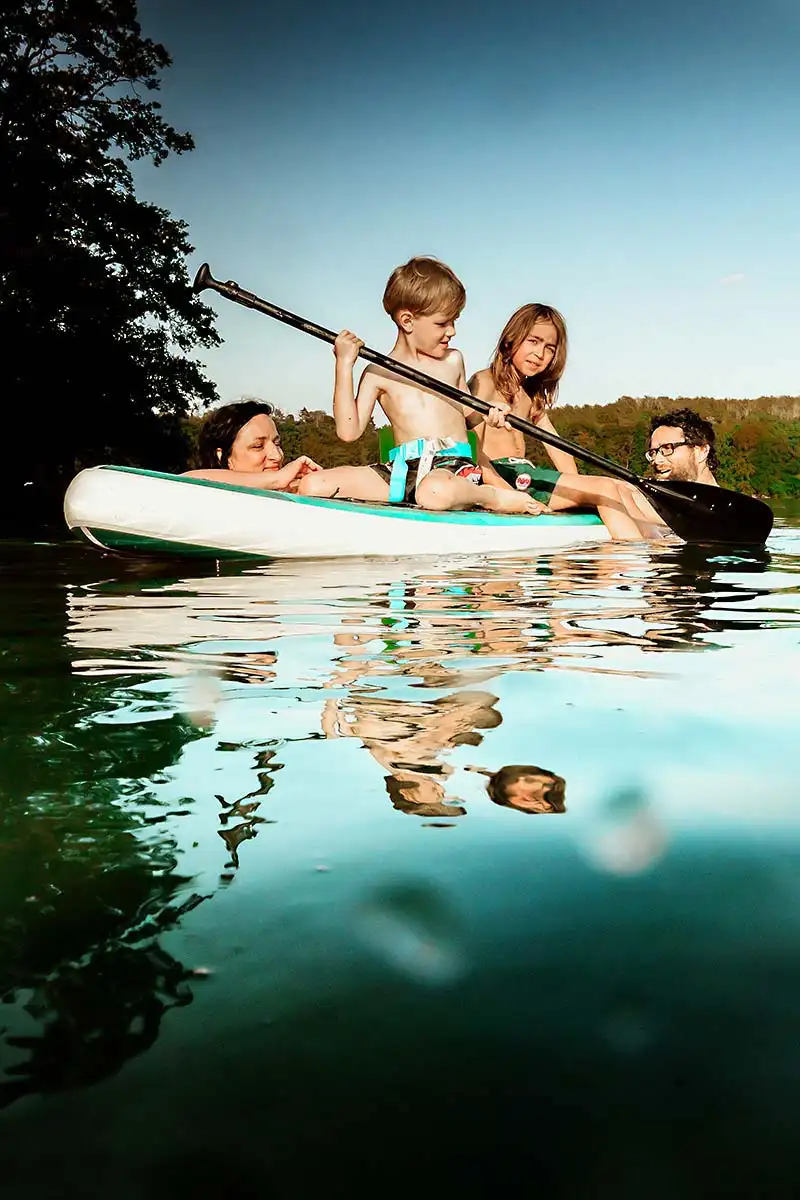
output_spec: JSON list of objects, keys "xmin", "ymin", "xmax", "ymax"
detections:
[{"xmin": 185, "ymin": 400, "xmax": 321, "ymax": 491}]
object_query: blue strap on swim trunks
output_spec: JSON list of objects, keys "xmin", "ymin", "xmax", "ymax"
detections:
[{"xmin": 387, "ymin": 439, "xmax": 473, "ymax": 504}]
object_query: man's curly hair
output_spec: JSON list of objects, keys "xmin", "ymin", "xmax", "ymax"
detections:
[{"xmin": 649, "ymin": 408, "xmax": 718, "ymax": 471}]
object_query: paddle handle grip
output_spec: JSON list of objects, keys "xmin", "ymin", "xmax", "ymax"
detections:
[{"xmin": 192, "ymin": 263, "xmax": 641, "ymax": 485}]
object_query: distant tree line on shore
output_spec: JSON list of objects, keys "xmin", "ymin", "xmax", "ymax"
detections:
[{"xmin": 186, "ymin": 394, "xmax": 800, "ymax": 500}]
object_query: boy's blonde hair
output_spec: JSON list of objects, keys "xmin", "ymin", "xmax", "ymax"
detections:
[
  {"xmin": 489, "ymin": 303, "xmax": 568, "ymax": 418},
  {"xmin": 383, "ymin": 256, "xmax": 466, "ymax": 322}
]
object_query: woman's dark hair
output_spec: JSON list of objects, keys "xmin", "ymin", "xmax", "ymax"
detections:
[
  {"xmin": 197, "ymin": 401, "xmax": 275, "ymax": 468},
  {"xmin": 649, "ymin": 408, "xmax": 718, "ymax": 471}
]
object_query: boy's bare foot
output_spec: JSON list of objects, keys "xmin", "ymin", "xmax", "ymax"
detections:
[{"xmin": 482, "ymin": 487, "xmax": 549, "ymax": 516}]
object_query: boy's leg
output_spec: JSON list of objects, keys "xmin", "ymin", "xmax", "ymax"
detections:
[
  {"xmin": 415, "ymin": 469, "xmax": 544, "ymax": 516},
  {"xmin": 297, "ymin": 465, "xmax": 390, "ymax": 502}
]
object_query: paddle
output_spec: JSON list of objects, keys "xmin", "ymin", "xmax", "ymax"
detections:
[{"xmin": 193, "ymin": 264, "xmax": 774, "ymax": 545}]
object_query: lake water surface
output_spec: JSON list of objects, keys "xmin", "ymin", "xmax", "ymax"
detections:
[{"xmin": 2, "ymin": 508, "xmax": 800, "ymax": 1197}]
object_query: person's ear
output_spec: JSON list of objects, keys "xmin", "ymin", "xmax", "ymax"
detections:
[
  {"xmin": 696, "ymin": 443, "xmax": 709, "ymax": 466},
  {"xmin": 396, "ymin": 309, "xmax": 415, "ymax": 333}
]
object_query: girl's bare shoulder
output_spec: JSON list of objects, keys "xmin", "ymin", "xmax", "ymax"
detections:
[{"xmin": 467, "ymin": 367, "xmax": 496, "ymax": 397}]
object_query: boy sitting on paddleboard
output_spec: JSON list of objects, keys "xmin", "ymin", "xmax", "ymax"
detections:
[{"xmin": 297, "ymin": 257, "xmax": 543, "ymax": 516}]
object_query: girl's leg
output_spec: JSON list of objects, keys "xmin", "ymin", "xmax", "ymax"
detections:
[
  {"xmin": 547, "ymin": 474, "xmax": 653, "ymax": 539},
  {"xmin": 297, "ymin": 465, "xmax": 390, "ymax": 502},
  {"xmin": 619, "ymin": 482, "xmax": 666, "ymax": 526}
]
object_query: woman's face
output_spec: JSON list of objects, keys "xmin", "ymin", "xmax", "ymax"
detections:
[{"xmin": 224, "ymin": 413, "xmax": 284, "ymax": 472}]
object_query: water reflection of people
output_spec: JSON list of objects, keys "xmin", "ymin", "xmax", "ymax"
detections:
[
  {"xmin": 384, "ymin": 774, "xmax": 466, "ymax": 819},
  {"xmin": 322, "ymin": 690, "xmax": 502, "ymax": 817},
  {"xmin": 216, "ymin": 650, "xmax": 277, "ymax": 685},
  {"xmin": 638, "ymin": 543, "xmax": 772, "ymax": 649},
  {"xmin": 470, "ymin": 764, "xmax": 567, "ymax": 814},
  {"xmin": 533, "ymin": 543, "xmax": 773, "ymax": 656},
  {"xmin": 327, "ymin": 575, "xmax": 559, "ymax": 691}
]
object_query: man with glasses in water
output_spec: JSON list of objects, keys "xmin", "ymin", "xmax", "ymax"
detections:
[
  {"xmin": 644, "ymin": 408, "xmax": 718, "ymax": 487},
  {"xmin": 619, "ymin": 407, "xmax": 719, "ymax": 537}
]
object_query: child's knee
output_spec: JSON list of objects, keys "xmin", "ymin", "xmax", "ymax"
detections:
[
  {"xmin": 298, "ymin": 472, "xmax": 332, "ymax": 497},
  {"xmin": 415, "ymin": 474, "xmax": 454, "ymax": 510}
]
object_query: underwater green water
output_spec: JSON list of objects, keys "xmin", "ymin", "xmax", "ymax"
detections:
[{"xmin": 2, "ymin": 509, "xmax": 800, "ymax": 1197}]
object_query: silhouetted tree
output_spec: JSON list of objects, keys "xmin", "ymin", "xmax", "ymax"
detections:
[{"xmin": 0, "ymin": 0, "xmax": 220, "ymax": 529}]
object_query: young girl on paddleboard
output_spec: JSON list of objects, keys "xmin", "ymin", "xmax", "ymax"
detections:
[{"xmin": 468, "ymin": 305, "xmax": 654, "ymax": 539}]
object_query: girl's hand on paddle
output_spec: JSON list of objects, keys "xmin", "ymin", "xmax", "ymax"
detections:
[
  {"xmin": 485, "ymin": 402, "xmax": 513, "ymax": 431},
  {"xmin": 334, "ymin": 330, "xmax": 364, "ymax": 369}
]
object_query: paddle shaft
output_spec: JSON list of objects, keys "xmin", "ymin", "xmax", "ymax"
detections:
[{"xmin": 194, "ymin": 267, "xmax": 645, "ymax": 486}]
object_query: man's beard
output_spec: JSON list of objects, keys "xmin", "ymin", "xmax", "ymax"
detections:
[{"xmin": 656, "ymin": 459, "xmax": 698, "ymax": 484}]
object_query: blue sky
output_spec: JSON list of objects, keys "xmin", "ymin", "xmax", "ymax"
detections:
[{"xmin": 136, "ymin": 0, "xmax": 800, "ymax": 416}]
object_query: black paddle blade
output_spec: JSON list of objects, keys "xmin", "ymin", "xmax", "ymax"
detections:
[{"xmin": 638, "ymin": 479, "xmax": 774, "ymax": 545}]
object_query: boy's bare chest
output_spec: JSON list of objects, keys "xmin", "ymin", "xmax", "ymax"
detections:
[
  {"xmin": 382, "ymin": 380, "xmax": 457, "ymax": 413},
  {"xmin": 380, "ymin": 376, "xmax": 467, "ymax": 438}
]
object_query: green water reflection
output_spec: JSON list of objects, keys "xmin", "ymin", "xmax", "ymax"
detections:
[{"xmin": 1, "ymin": 515, "xmax": 800, "ymax": 1195}]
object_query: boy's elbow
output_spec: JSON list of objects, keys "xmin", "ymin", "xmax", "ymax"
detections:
[{"xmin": 336, "ymin": 423, "xmax": 360, "ymax": 443}]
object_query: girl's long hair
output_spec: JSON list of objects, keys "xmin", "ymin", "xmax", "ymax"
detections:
[{"xmin": 489, "ymin": 304, "xmax": 568, "ymax": 417}]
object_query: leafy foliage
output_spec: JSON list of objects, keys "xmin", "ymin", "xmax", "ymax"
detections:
[
  {"xmin": 0, "ymin": 0, "xmax": 220, "ymax": 529},
  {"xmin": 275, "ymin": 408, "xmax": 380, "ymax": 467}
]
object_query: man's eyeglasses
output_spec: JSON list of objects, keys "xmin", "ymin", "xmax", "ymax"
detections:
[{"xmin": 645, "ymin": 440, "xmax": 689, "ymax": 463}]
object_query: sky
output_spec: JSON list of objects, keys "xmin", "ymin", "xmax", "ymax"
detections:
[{"xmin": 135, "ymin": 0, "xmax": 800, "ymax": 416}]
